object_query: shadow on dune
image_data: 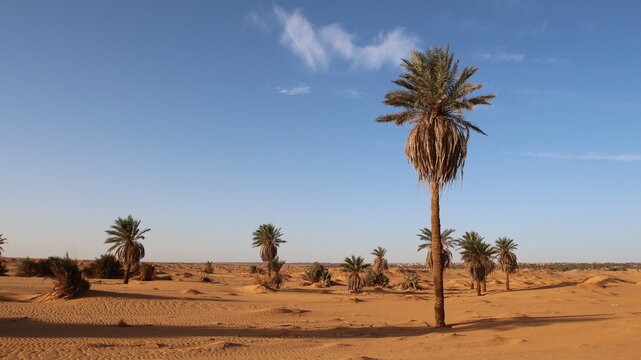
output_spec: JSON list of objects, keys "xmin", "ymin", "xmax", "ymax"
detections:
[
  {"xmin": 508, "ymin": 282, "xmax": 580, "ymax": 292},
  {"xmin": 80, "ymin": 290, "xmax": 240, "ymax": 302},
  {"xmin": 0, "ymin": 314, "xmax": 611, "ymax": 339}
]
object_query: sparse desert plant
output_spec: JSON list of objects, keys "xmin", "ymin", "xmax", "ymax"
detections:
[
  {"xmin": 249, "ymin": 265, "xmax": 264, "ymax": 274},
  {"xmin": 17, "ymin": 258, "xmax": 39, "ymax": 277},
  {"xmin": 365, "ymin": 269, "xmax": 390, "ymax": 287},
  {"xmin": 418, "ymin": 228, "xmax": 457, "ymax": 270},
  {"xmin": 254, "ymin": 274, "xmax": 271, "ymax": 287},
  {"xmin": 0, "ymin": 259, "xmax": 7, "ymax": 276},
  {"xmin": 398, "ymin": 271, "xmax": 422, "ymax": 291},
  {"xmin": 138, "ymin": 263, "xmax": 155, "ymax": 281},
  {"xmin": 49, "ymin": 255, "xmax": 90, "ymax": 299},
  {"xmin": 495, "ymin": 237, "xmax": 518, "ymax": 291},
  {"xmin": 303, "ymin": 262, "xmax": 326, "ymax": 284},
  {"xmin": 252, "ymin": 224, "xmax": 286, "ymax": 276},
  {"xmin": 105, "ymin": 215, "xmax": 150, "ymax": 284},
  {"xmin": 0, "ymin": 233, "xmax": 6, "ymax": 256},
  {"xmin": 268, "ymin": 257, "xmax": 285, "ymax": 289},
  {"xmin": 341, "ymin": 255, "xmax": 369, "ymax": 294},
  {"xmin": 319, "ymin": 270, "xmax": 333, "ymax": 287},
  {"xmin": 92, "ymin": 254, "xmax": 122, "ymax": 279},
  {"xmin": 376, "ymin": 46, "xmax": 494, "ymax": 327},
  {"xmin": 204, "ymin": 261, "xmax": 214, "ymax": 274},
  {"xmin": 200, "ymin": 275, "xmax": 212, "ymax": 283},
  {"xmin": 371, "ymin": 247, "xmax": 388, "ymax": 276}
]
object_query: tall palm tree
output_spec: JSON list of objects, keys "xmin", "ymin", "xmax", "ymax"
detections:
[
  {"xmin": 495, "ymin": 237, "xmax": 518, "ymax": 291},
  {"xmin": 341, "ymin": 255, "xmax": 369, "ymax": 294},
  {"xmin": 458, "ymin": 231, "xmax": 483, "ymax": 289},
  {"xmin": 0, "ymin": 234, "xmax": 6, "ymax": 256},
  {"xmin": 417, "ymin": 228, "xmax": 456, "ymax": 270},
  {"xmin": 252, "ymin": 224, "xmax": 286, "ymax": 276},
  {"xmin": 459, "ymin": 232, "xmax": 496, "ymax": 296},
  {"xmin": 105, "ymin": 215, "xmax": 150, "ymax": 284},
  {"xmin": 371, "ymin": 247, "xmax": 388, "ymax": 275},
  {"xmin": 377, "ymin": 46, "xmax": 494, "ymax": 326}
]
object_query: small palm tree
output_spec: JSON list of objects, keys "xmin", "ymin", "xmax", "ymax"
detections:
[
  {"xmin": 495, "ymin": 237, "xmax": 518, "ymax": 291},
  {"xmin": 252, "ymin": 224, "xmax": 286, "ymax": 276},
  {"xmin": 376, "ymin": 46, "xmax": 494, "ymax": 326},
  {"xmin": 417, "ymin": 228, "xmax": 456, "ymax": 270},
  {"xmin": 105, "ymin": 215, "xmax": 150, "ymax": 284},
  {"xmin": 341, "ymin": 255, "xmax": 369, "ymax": 294},
  {"xmin": 0, "ymin": 234, "xmax": 6, "ymax": 256},
  {"xmin": 268, "ymin": 257, "xmax": 286, "ymax": 289},
  {"xmin": 371, "ymin": 247, "xmax": 388, "ymax": 275},
  {"xmin": 459, "ymin": 232, "xmax": 496, "ymax": 296}
]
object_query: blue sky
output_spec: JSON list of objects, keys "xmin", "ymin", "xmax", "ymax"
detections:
[{"xmin": 1, "ymin": 1, "xmax": 640, "ymax": 263}]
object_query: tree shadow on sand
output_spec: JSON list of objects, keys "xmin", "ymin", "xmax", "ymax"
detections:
[
  {"xmin": 1, "ymin": 314, "xmax": 611, "ymax": 339},
  {"xmin": 80, "ymin": 290, "xmax": 240, "ymax": 302}
]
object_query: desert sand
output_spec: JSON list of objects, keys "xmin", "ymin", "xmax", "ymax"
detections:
[{"xmin": 2, "ymin": 261, "xmax": 641, "ymax": 359}]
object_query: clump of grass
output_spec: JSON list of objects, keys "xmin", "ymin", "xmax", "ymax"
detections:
[
  {"xmin": 398, "ymin": 271, "xmax": 421, "ymax": 291},
  {"xmin": 138, "ymin": 263, "xmax": 155, "ymax": 281},
  {"xmin": 204, "ymin": 261, "xmax": 214, "ymax": 274},
  {"xmin": 50, "ymin": 255, "xmax": 90, "ymax": 299},
  {"xmin": 249, "ymin": 265, "xmax": 264, "ymax": 275},
  {"xmin": 364, "ymin": 270, "xmax": 390, "ymax": 287},
  {"xmin": 302, "ymin": 262, "xmax": 326, "ymax": 284},
  {"xmin": 319, "ymin": 270, "xmax": 332, "ymax": 287},
  {"xmin": 17, "ymin": 258, "xmax": 39, "ymax": 277},
  {"xmin": 84, "ymin": 254, "xmax": 122, "ymax": 279}
]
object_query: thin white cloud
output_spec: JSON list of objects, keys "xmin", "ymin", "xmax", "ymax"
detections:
[
  {"xmin": 477, "ymin": 51, "xmax": 525, "ymax": 62},
  {"xmin": 520, "ymin": 151, "xmax": 641, "ymax": 162},
  {"xmin": 245, "ymin": 11, "xmax": 269, "ymax": 31},
  {"xmin": 272, "ymin": 7, "xmax": 418, "ymax": 70},
  {"xmin": 339, "ymin": 88, "xmax": 362, "ymax": 98},
  {"xmin": 532, "ymin": 57, "xmax": 569, "ymax": 64},
  {"xmin": 277, "ymin": 85, "xmax": 311, "ymax": 96}
]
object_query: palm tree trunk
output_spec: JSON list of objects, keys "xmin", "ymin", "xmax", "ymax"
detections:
[
  {"xmin": 505, "ymin": 271, "xmax": 510, "ymax": 291},
  {"xmin": 123, "ymin": 263, "xmax": 131, "ymax": 284},
  {"xmin": 482, "ymin": 279, "xmax": 487, "ymax": 293},
  {"xmin": 266, "ymin": 263, "xmax": 271, "ymax": 277},
  {"xmin": 476, "ymin": 281, "xmax": 481, "ymax": 296},
  {"xmin": 470, "ymin": 279, "xmax": 474, "ymax": 289},
  {"xmin": 430, "ymin": 182, "xmax": 446, "ymax": 327}
]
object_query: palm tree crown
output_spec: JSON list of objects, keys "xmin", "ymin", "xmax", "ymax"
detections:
[
  {"xmin": 341, "ymin": 255, "xmax": 369, "ymax": 274},
  {"xmin": 417, "ymin": 228, "xmax": 456, "ymax": 268},
  {"xmin": 495, "ymin": 237, "xmax": 518, "ymax": 273},
  {"xmin": 376, "ymin": 45, "xmax": 494, "ymax": 188},
  {"xmin": 0, "ymin": 234, "xmax": 6, "ymax": 256},
  {"xmin": 371, "ymin": 247, "xmax": 388, "ymax": 275},
  {"xmin": 252, "ymin": 224, "xmax": 286, "ymax": 262},
  {"xmin": 459, "ymin": 232, "xmax": 496, "ymax": 293}
]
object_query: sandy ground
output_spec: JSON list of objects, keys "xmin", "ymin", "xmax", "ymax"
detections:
[{"xmin": 2, "ymin": 260, "xmax": 641, "ymax": 359}]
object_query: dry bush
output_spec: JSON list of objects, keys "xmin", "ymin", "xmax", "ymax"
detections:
[
  {"xmin": 138, "ymin": 263, "xmax": 155, "ymax": 281},
  {"xmin": 200, "ymin": 275, "xmax": 213, "ymax": 283},
  {"xmin": 50, "ymin": 256, "xmax": 90, "ymax": 299},
  {"xmin": 398, "ymin": 271, "xmax": 421, "ymax": 291},
  {"xmin": 249, "ymin": 265, "xmax": 264, "ymax": 275},
  {"xmin": 0, "ymin": 259, "xmax": 8, "ymax": 276},
  {"xmin": 204, "ymin": 261, "xmax": 214, "ymax": 274}
]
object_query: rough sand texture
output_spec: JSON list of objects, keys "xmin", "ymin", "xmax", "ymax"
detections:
[{"xmin": 2, "ymin": 262, "xmax": 641, "ymax": 359}]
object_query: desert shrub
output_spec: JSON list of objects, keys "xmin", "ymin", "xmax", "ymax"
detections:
[
  {"xmin": 398, "ymin": 271, "xmax": 421, "ymax": 291},
  {"xmin": 303, "ymin": 262, "xmax": 326, "ymax": 284},
  {"xmin": 50, "ymin": 256, "xmax": 90, "ymax": 299},
  {"xmin": 87, "ymin": 254, "xmax": 123, "ymax": 279},
  {"xmin": 254, "ymin": 274, "xmax": 271, "ymax": 287},
  {"xmin": 200, "ymin": 275, "xmax": 212, "ymax": 283},
  {"xmin": 204, "ymin": 261, "xmax": 214, "ymax": 274},
  {"xmin": 249, "ymin": 265, "xmax": 264, "ymax": 274},
  {"xmin": 138, "ymin": 263, "xmax": 155, "ymax": 281},
  {"xmin": 0, "ymin": 259, "xmax": 8, "ymax": 276},
  {"xmin": 17, "ymin": 258, "xmax": 39, "ymax": 277},
  {"xmin": 364, "ymin": 270, "xmax": 390, "ymax": 287},
  {"xmin": 319, "ymin": 270, "xmax": 332, "ymax": 287}
]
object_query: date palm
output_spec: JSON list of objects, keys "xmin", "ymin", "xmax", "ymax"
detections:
[
  {"xmin": 417, "ymin": 228, "xmax": 456, "ymax": 270},
  {"xmin": 0, "ymin": 234, "xmax": 6, "ymax": 256},
  {"xmin": 268, "ymin": 257, "xmax": 286, "ymax": 289},
  {"xmin": 252, "ymin": 224, "xmax": 286, "ymax": 276},
  {"xmin": 459, "ymin": 232, "xmax": 496, "ymax": 296},
  {"xmin": 341, "ymin": 255, "xmax": 369, "ymax": 294},
  {"xmin": 371, "ymin": 247, "xmax": 388, "ymax": 275},
  {"xmin": 495, "ymin": 237, "xmax": 518, "ymax": 291},
  {"xmin": 105, "ymin": 215, "xmax": 150, "ymax": 284},
  {"xmin": 376, "ymin": 46, "xmax": 494, "ymax": 326}
]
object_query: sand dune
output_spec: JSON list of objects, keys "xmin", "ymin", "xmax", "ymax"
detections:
[{"xmin": 2, "ymin": 262, "xmax": 641, "ymax": 359}]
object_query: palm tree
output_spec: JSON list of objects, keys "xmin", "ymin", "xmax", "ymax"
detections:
[
  {"xmin": 376, "ymin": 46, "xmax": 494, "ymax": 326},
  {"xmin": 341, "ymin": 255, "xmax": 369, "ymax": 294},
  {"xmin": 495, "ymin": 237, "xmax": 518, "ymax": 291},
  {"xmin": 417, "ymin": 228, "xmax": 456, "ymax": 270},
  {"xmin": 0, "ymin": 234, "xmax": 6, "ymax": 256},
  {"xmin": 371, "ymin": 247, "xmax": 388, "ymax": 275},
  {"xmin": 458, "ymin": 231, "xmax": 483, "ymax": 289},
  {"xmin": 459, "ymin": 232, "xmax": 496, "ymax": 296},
  {"xmin": 104, "ymin": 215, "xmax": 150, "ymax": 284},
  {"xmin": 268, "ymin": 257, "xmax": 286, "ymax": 289},
  {"xmin": 252, "ymin": 224, "xmax": 286, "ymax": 276}
]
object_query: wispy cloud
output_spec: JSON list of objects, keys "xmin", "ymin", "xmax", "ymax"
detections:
[
  {"xmin": 477, "ymin": 51, "xmax": 525, "ymax": 62},
  {"xmin": 338, "ymin": 88, "xmax": 362, "ymax": 98},
  {"xmin": 245, "ymin": 11, "xmax": 269, "ymax": 31},
  {"xmin": 277, "ymin": 85, "xmax": 311, "ymax": 96},
  {"xmin": 272, "ymin": 7, "xmax": 418, "ymax": 71},
  {"xmin": 532, "ymin": 57, "xmax": 569, "ymax": 64},
  {"xmin": 520, "ymin": 151, "xmax": 641, "ymax": 162}
]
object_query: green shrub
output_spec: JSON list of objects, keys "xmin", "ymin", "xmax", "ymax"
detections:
[
  {"xmin": 398, "ymin": 271, "xmax": 421, "ymax": 291},
  {"xmin": 303, "ymin": 262, "xmax": 326, "ymax": 284},
  {"xmin": 17, "ymin": 258, "xmax": 39, "ymax": 277},
  {"xmin": 50, "ymin": 256, "xmax": 90, "ymax": 299},
  {"xmin": 94, "ymin": 254, "xmax": 122, "ymax": 279},
  {"xmin": 319, "ymin": 270, "xmax": 332, "ymax": 287},
  {"xmin": 364, "ymin": 270, "xmax": 390, "ymax": 287}
]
